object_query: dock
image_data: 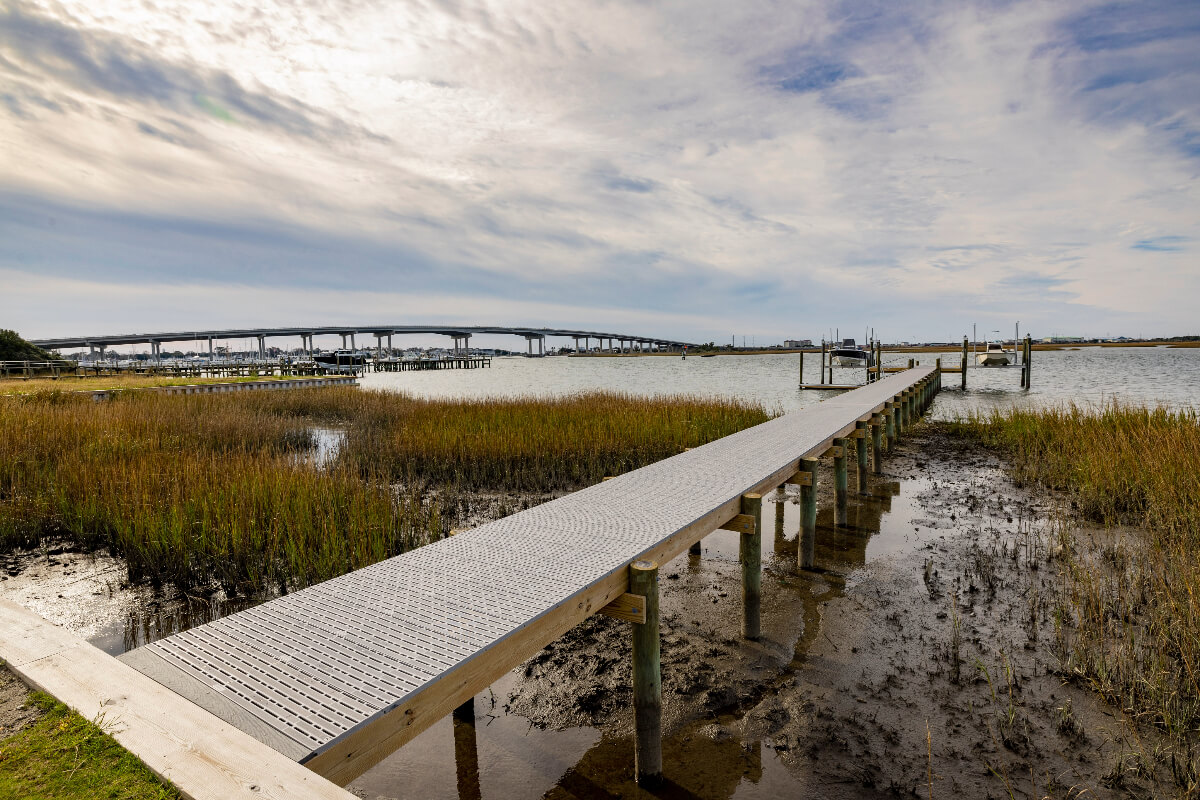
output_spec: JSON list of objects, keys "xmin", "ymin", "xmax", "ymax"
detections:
[{"xmin": 7, "ymin": 366, "xmax": 940, "ymax": 794}]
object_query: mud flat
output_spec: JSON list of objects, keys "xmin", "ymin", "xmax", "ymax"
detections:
[
  {"xmin": 3, "ymin": 426, "xmax": 1186, "ymax": 798},
  {"xmin": 354, "ymin": 426, "xmax": 1182, "ymax": 799}
]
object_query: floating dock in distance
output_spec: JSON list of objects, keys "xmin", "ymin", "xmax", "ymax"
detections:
[
  {"xmin": 797, "ymin": 383, "xmax": 859, "ymax": 390},
  {"xmin": 114, "ymin": 367, "xmax": 940, "ymax": 787}
]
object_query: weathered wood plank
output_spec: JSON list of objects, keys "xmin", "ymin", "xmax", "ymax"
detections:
[
  {"xmin": 0, "ymin": 600, "xmax": 354, "ymax": 800},
  {"xmin": 598, "ymin": 593, "xmax": 648, "ymax": 624}
]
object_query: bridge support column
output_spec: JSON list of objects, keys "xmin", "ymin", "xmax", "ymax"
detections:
[
  {"xmin": 452, "ymin": 699, "xmax": 480, "ymax": 800},
  {"xmin": 538, "ymin": 336, "xmax": 544, "ymax": 356},
  {"xmin": 375, "ymin": 334, "xmax": 383, "ymax": 360},
  {"xmin": 207, "ymin": 337, "xmax": 214, "ymax": 358},
  {"xmin": 257, "ymin": 336, "xmax": 265, "ymax": 361},
  {"xmin": 527, "ymin": 337, "xmax": 533, "ymax": 356},
  {"xmin": 630, "ymin": 560, "xmax": 661, "ymax": 786},
  {"xmin": 797, "ymin": 457, "xmax": 818, "ymax": 569},
  {"xmin": 388, "ymin": 334, "xmax": 393, "ymax": 355},
  {"xmin": 871, "ymin": 415, "xmax": 883, "ymax": 474},
  {"xmin": 856, "ymin": 421, "xmax": 870, "ymax": 494},
  {"xmin": 833, "ymin": 438, "xmax": 848, "ymax": 527},
  {"xmin": 741, "ymin": 494, "xmax": 762, "ymax": 640}
]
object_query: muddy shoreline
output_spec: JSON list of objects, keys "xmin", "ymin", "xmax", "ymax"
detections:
[{"xmin": 1, "ymin": 427, "xmax": 1181, "ymax": 798}]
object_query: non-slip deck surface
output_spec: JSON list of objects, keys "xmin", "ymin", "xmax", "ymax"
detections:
[{"xmin": 120, "ymin": 367, "xmax": 935, "ymax": 764}]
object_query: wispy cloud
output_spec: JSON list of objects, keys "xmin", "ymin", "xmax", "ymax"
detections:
[{"xmin": 1, "ymin": 0, "xmax": 1197, "ymax": 340}]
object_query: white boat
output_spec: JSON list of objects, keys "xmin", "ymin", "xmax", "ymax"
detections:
[
  {"xmin": 831, "ymin": 338, "xmax": 874, "ymax": 368},
  {"xmin": 975, "ymin": 340, "xmax": 1013, "ymax": 366}
]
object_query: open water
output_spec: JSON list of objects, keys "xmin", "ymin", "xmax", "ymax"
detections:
[{"xmin": 361, "ymin": 345, "xmax": 1200, "ymax": 415}]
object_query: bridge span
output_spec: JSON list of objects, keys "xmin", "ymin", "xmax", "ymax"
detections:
[{"xmin": 31, "ymin": 325, "xmax": 697, "ymax": 359}]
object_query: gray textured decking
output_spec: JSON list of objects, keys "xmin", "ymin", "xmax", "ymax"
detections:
[{"xmin": 119, "ymin": 366, "xmax": 936, "ymax": 779}]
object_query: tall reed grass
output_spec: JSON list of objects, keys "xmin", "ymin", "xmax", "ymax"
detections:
[
  {"xmin": 949, "ymin": 402, "xmax": 1200, "ymax": 747},
  {"xmin": 0, "ymin": 388, "xmax": 770, "ymax": 593}
]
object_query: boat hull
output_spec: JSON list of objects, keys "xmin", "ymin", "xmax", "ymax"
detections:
[{"xmin": 975, "ymin": 352, "xmax": 1012, "ymax": 366}]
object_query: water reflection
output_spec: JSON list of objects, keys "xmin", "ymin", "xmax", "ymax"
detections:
[{"xmin": 354, "ymin": 465, "xmax": 932, "ymax": 800}]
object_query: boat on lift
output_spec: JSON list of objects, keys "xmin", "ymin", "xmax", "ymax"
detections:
[
  {"xmin": 831, "ymin": 338, "xmax": 874, "ymax": 368},
  {"xmin": 975, "ymin": 340, "xmax": 1014, "ymax": 366},
  {"xmin": 313, "ymin": 350, "xmax": 366, "ymax": 371}
]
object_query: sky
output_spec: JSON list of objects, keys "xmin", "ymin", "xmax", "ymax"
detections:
[{"xmin": 1, "ymin": 0, "xmax": 1198, "ymax": 348}]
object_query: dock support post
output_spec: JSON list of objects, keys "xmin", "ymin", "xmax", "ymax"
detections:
[
  {"xmin": 871, "ymin": 415, "xmax": 883, "ymax": 474},
  {"xmin": 884, "ymin": 402, "xmax": 895, "ymax": 449},
  {"xmin": 961, "ymin": 337, "xmax": 968, "ymax": 390},
  {"xmin": 820, "ymin": 340, "xmax": 827, "ymax": 384},
  {"xmin": 452, "ymin": 698, "xmax": 481, "ymax": 800},
  {"xmin": 741, "ymin": 494, "xmax": 762, "ymax": 640},
  {"xmin": 1024, "ymin": 335, "xmax": 1032, "ymax": 388},
  {"xmin": 689, "ymin": 538, "xmax": 702, "ymax": 556},
  {"xmin": 798, "ymin": 350, "xmax": 803, "ymax": 385},
  {"xmin": 630, "ymin": 560, "xmax": 662, "ymax": 786},
  {"xmin": 798, "ymin": 457, "xmax": 818, "ymax": 569},
  {"xmin": 856, "ymin": 421, "xmax": 869, "ymax": 494},
  {"xmin": 833, "ymin": 438, "xmax": 848, "ymax": 527},
  {"xmin": 774, "ymin": 487, "xmax": 785, "ymax": 542}
]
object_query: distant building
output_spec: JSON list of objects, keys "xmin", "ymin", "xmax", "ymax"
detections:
[{"xmin": 783, "ymin": 339, "xmax": 812, "ymax": 348}]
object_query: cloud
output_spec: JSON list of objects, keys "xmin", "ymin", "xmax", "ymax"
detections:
[
  {"xmin": 1132, "ymin": 236, "xmax": 1189, "ymax": 251},
  {"xmin": 0, "ymin": 0, "xmax": 1198, "ymax": 341},
  {"xmin": 0, "ymin": 0, "xmax": 377, "ymax": 141}
]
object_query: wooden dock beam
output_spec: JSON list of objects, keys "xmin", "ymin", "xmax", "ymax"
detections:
[
  {"xmin": 740, "ymin": 494, "xmax": 762, "ymax": 640},
  {"xmin": 630, "ymin": 560, "xmax": 661, "ymax": 786},
  {"xmin": 832, "ymin": 439, "xmax": 848, "ymax": 527}
]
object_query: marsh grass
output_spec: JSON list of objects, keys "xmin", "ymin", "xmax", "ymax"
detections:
[
  {"xmin": 0, "ymin": 388, "xmax": 770, "ymax": 594},
  {"xmin": 948, "ymin": 402, "xmax": 1200, "ymax": 775},
  {"xmin": 1, "ymin": 375, "xmax": 312, "ymax": 394}
]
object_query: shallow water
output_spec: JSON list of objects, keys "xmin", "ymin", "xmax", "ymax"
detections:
[
  {"xmin": 348, "ymin": 460, "xmax": 959, "ymax": 800},
  {"xmin": 359, "ymin": 345, "xmax": 1200, "ymax": 415}
]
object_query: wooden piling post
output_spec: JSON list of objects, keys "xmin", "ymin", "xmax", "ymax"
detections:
[
  {"xmin": 855, "ymin": 421, "xmax": 869, "ymax": 494},
  {"xmin": 871, "ymin": 414, "xmax": 883, "ymax": 474},
  {"xmin": 884, "ymin": 403, "xmax": 895, "ymax": 449},
  {"xmin": 798, "ymin": 457, "xmax": 818, "ymax": 569},
  {"xmin": 630, "ymin": 560, "xmax": 661, "ymax": 785},
  {"xmin": 833, "ymin": 438, "xmax": 848, "ymax": 527},
  {"xmin": 820, "ymin": 340, "xmax": 827, "ymax": 384},
  {"xmin": 1025, "ymin": 335, "xmax": 1032, "ymax": 388},
  {"xmin": 961, "ymin": 337, "xmax": 968, "ymax": 390},
  {"xmin": 452, "ymin": 698, "xmax": 481, "ymax": 800},
  {"xmin": 741, "ymin": 494, "xmax": 762, "ymax": 640},
  {"xmin": 688, "ymin": 539, "xmax": 702, "ymax": 556},
  {"xmin": 798, "ymin": 349, "xmax": 804, "ymax": 385}
]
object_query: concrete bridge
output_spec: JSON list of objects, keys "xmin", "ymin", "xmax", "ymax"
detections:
[{"xmin": 31, "ymin": 326, "xmax": 697, "ymax": 359}]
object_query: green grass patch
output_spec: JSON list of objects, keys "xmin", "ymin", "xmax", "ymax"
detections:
[{"xmin": 0, "ymin": 692, "xmax": 179, "ymax": 799}]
